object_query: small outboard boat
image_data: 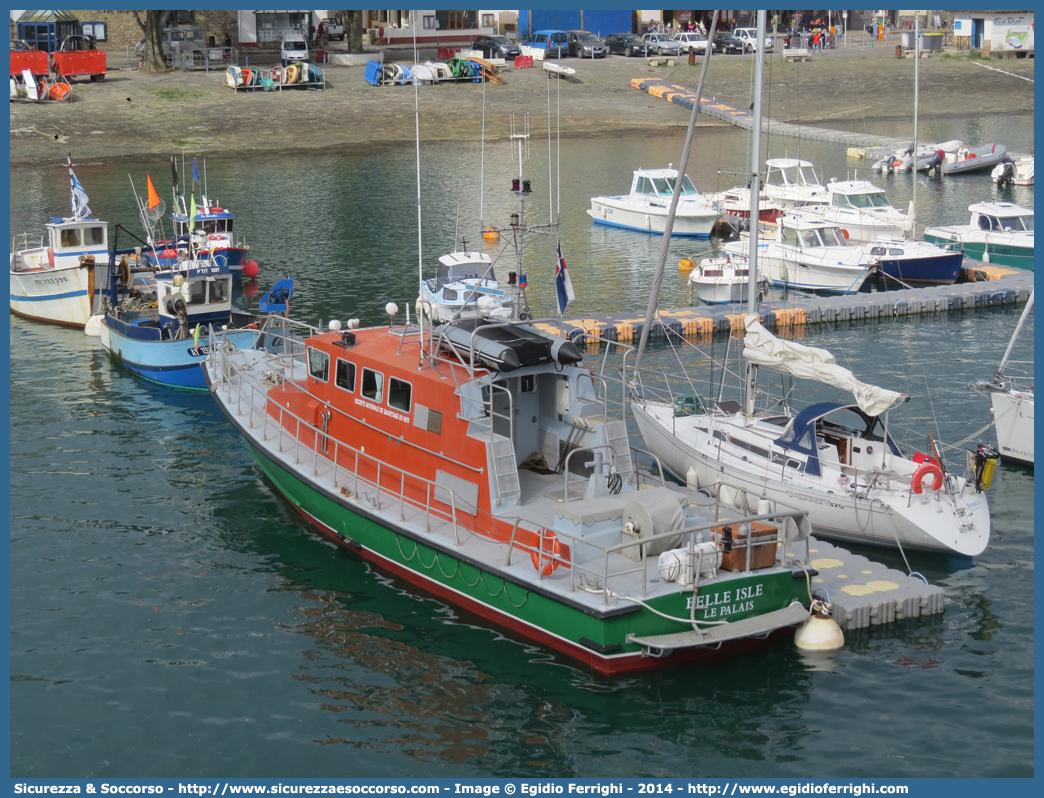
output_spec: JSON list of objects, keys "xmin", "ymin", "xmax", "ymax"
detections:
[
  {"xmin": 942, "ymin": 143, "xmax": 1008, "ymax": 176},
  {"xmin": 992, "ymin": 156, "xmax": 1033, "ymax": 187}
]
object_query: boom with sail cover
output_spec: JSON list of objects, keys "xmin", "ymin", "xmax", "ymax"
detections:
[{"xmin": 741, "ymin": 315, "xmax": 907, "ymax": 416}]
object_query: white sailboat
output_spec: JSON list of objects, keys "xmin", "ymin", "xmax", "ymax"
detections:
[
  {"xmin": 972, "ymin": 290, "xmax": 1034, "ymax": 466},
  {"xmin": 629, "ymin": 14, "xmax": 995, "ymax": 558}
]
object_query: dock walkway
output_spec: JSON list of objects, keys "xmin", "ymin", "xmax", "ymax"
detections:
[
  {"xmin": 631, "ymin": 77, "xmax": 1031, "ymax": 160},
  {"xmin": 535, "ymin": 270, "xmax": 1033, "ymax": 343}
]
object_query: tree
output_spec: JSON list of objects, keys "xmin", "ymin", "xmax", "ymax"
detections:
[
  {"xmin": 133, "ymin": 10, "xmax": 167, "ymax": 71},
  {"xmin": 341, "ymin": 9, "xmax": 365, "ymax": 53}
]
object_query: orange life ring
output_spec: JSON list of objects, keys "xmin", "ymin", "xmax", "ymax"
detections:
[
  {"xmin": 840, "ymin": 229, "xmax": 849, "ymax": 240},
  {"xmin": 911, "ymin": 462, "xmax": 944, "ymax": 494},
  {"xmin": 967, "ymin": 153, "xmax": 977, "ymax": 160},
  {"xmin": 530, "ymin": 529, "xmax": 562, "ymax": 576}
]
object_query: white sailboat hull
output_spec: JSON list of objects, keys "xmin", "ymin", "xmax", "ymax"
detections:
[
  {"xmin": 631, "ymin": 402, "xmax": 990, "ymax": 556},
  {"xmin": 991, "ymin": 390, "xmax": 1034, "ymax": 465}
]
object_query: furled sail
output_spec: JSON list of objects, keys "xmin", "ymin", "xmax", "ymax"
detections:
[{"xmin": 742, "ymin": 315, "xmax": 906, "ymax": 416}]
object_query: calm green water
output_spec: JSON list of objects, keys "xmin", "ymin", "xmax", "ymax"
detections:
[{"xmin": 9, "ymin": 108, "xmax": 1033, "ymax": 778}]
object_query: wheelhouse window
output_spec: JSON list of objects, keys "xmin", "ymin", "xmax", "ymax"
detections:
[
  {"xmin": 781, "ymin": 226, "xmax": 797, "ymax": 245},
  {"xmin": 361, "ymin": 368, "xmax": 383, "ymax": 403},
  {"xmin": 388, "ymin": 377, "xmax": 412, "ymax": 412},
  {"xmin": 336, "ymin": 359, "xmax": 356, "ymax": 392},
  {"xmin": 84, "ymin": 226, "xmax": 105, "ymax": 246},
  {"xmin": 186, "ymin": 279, "xmax": 206, "ymax": 306},
  {"xmin": 664, "ymin": 174, "xmax": 699, "ymax": 196},
  {"xmin": 208, "ymin": 277, "xmax": 230, "ymax": 304},
  {"xmin": 308, "ymin": 348, "xmax": 330, "ymax": 382},
  {"xmin": 820, "ymin": 227, "xmax": 848, "ymax": 246},
  {"xmin": 60, "ymin": 228, "xmax": 81, "ymax": 247}
]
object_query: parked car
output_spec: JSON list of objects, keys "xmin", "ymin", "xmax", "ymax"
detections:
[
  {"xmin": 566, "ymin": 30, "xmax": 606, "ymax": 58},
  {"xmin": 321, "ymin": 18, "xmax": 344, "ymax": 41},
  {"xmin": 713, "ymin": 32, "xmax": 746, "ymax": 54},
  {"xmin": 280, "ymin": 33, "xmax": 309, "ymax": 65},
  {"xmin": 134, "ymin": 26, "xmax": 208, "ymax": 59},
  {"xmin": 523, "ymin": 30, "xmax": 569, "ymax": 58},
  {"xmin": 604, "ymin": 33, "xmax": 647, "ymax": 57},
  {"xmin": 733, "ymin": 27, "xmax": 774, "ymax": 52},
  {"xmin": 673, "ymin": 31, "xmax": 714, "ymax": 54},
  {"xmin": 474, "ymin": 35, "xmax": 521, "ymax": 59},
  {"xmin": 641, "ymin": 33, "xmax": 682, "ymax": 56}
]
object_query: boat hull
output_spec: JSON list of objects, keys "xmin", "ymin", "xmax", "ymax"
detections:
[
  {"xmin": 723, "ymin": 241, "xmax": 870, "ymax": 294},
  {"xmin": 991, "ymin": 390, "xmax": 1034, "ymax": 465},
  {"xmin": 922, "ymin": 234, "xmax": 1033, "ymax": 270},
  {"xmin": 101, "ymin": 319, "xmax": 259, "ymax": 390},
  {"xmin": 876, "ymin": 250, "xmax": 964, "ymax": 285},
  {"xmin": 10, "ymin": 258, "xmax": 96, "ymax": 327},
  {"xmin": 588, "ymin": 199, "xmax": 718, "ymax": 237}
]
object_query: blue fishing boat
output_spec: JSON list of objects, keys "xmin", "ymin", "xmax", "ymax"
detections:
[{"xmin": 99, "ymin": 256, "xmax": 292, "ymax": 390}]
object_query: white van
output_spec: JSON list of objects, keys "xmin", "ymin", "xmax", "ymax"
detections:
[
  {"xmin": 280, "ymin": 33, "xmax": 309, "ymax": 65},
  {"xmin": 733, "ymin": 27, "xmax": 774, "ymax": 52}
]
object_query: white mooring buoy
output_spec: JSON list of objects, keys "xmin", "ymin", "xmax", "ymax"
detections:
[{"xmin": 795, "ymin": 601, "xmax": 844, "ymax": 652}]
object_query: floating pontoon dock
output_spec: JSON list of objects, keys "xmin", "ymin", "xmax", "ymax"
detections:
[{"xmin": 535, "ymin": 270, "xmax": 1033, "ymax": 343}]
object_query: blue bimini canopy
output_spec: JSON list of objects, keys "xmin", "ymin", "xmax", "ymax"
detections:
[{"xmin": 775, "ymin": 402, "xmax": 902, "ymax": 478}]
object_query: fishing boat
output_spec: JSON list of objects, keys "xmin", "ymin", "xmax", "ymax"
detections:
[
  {"xmin": 992, "ymin": 156, "xmax": 1034, "ymax": 187},
  {"xmin": 587, "ymin": 167, "xmax": 722, "ymax": 237},
  {"xmin": 98, "ymin": 253, "xmax": 292, "ymax": 390},
  {"xmin": 687, "ymin": 255, "xmax": 767, "ymax": 304},
  {"xmin": 797, "ymin": 179, "xmax": 910, "ymax": 243},
  {"xmin": 971, "ymin": 291, "xmax": 1034, "ymax": 466},
  {"xmin": 941, "ymin": 143, "xmax": 1008, "ymax": 175},
  {"xmin": 10, "ymin": 158, "xmax": 107, "ymax": 328},
  {"xmin": 721, "ymin": 214, "xmax": 873, "ymax": 293},
  {"xmin": 760, "ymin": 158, "xmax": 828, "ymax": 209},
  {"xmin": 922, "ymin": 202, "xmax": 1034, "ymax": 270}
]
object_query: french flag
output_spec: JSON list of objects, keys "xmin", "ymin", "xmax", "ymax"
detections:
[{"xmin": 555, "ymin": 240, "xmax": 575, "ymax": 315}]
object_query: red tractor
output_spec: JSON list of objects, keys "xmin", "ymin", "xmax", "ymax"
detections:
[{"xmin": 50, "ymin": 35, "xmax": 107, "ymax": 82}]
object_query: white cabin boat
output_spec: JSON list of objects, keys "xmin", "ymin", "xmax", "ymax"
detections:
[
  {"xmin": 588, "ymin": 167, "xmax": 721, "ymax": 237},
  {"xmin": 687, "ymin": 256, "xmax": 767, "ymax": 304},
  {"xmin": 419, "ymin": 250, "xmax": 514, "ymax": 323},
  {"xmin": 761, "ymin": 158, "xmax": 828, "ymax": 210},
  {"xmin": 798, "ymin": 179, "xmax": 910, "ymax": 243},
  {"xmin": 923, "ymin": 202, "xmax": 1034, "ymax": 270},
  {"xmin": 722, "ymin": 215, "xmax": 872, "ymax": 293}
]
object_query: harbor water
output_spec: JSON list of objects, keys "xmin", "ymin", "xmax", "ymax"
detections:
[{"xmin": 9, "ymin": 110, "xmax": 1033, "ymax": 778}]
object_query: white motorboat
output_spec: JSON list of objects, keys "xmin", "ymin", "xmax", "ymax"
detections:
[
  {"xmin": 10, "ymin": 158, "xmax": 108, "ymax": 328},
  {"xmin": 418, "ymin": 249, "xmax": 514, "ymax": 323},
  {"xmin": 722, "ymin": 214, "xmax": 873, "ymax": 293},
  {"xmin": 631, "ymin": 314, "xmax": 994, "ymax": 556},
  {"xmin": 760, "ymin": 158, "xmax": 828, "ymax": 209},
  {"xmin": 923, "ymin": 202, "xmax": 1034, "ymax": 270},
  {"xmin": 702, "ymin": 186, "xmax": 783, "ymax": 223},
  {"xmin": 972, "ymin": 290, "xmax": 1034, "ymax": 466},
  {"xmin": 797, "ymin": 179, "xmax": 910, "ymax": 243},
  {"xmin": 588, "ymin": 166, "xmax": 721, "ymax": 237},
  {"xmin": 687, "ymin": 255, "xmax": 766, "ymax": 304},
  {"xmin": 993, "ymin": 156, "xmax": 1034, "ymax": 187}
]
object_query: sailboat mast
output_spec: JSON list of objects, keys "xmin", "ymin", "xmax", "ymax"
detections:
[
  {"xmin": 413, "ymin": 27, "xmax": 425, "ymax": 353},
  {"xmin": 997, "ymin": 289, "xmax": 1034, "ymax": 379},
  {"xmin": 632, "ymin": 10, "xmax": 720, "ymax": 374},
  {"xmin": 743, "ymin": 9, "xmax": 768, "ymax": 417},
  {"xmin": 911, "ymin": 15, "xmax": 919, "ymax": 237}
]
